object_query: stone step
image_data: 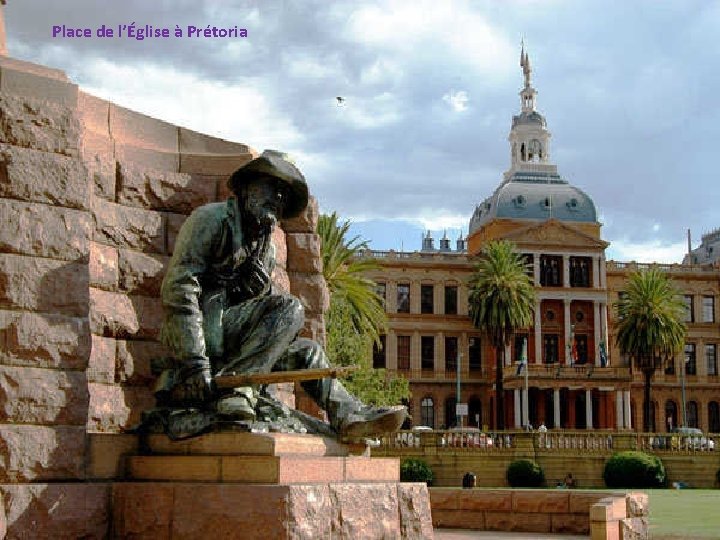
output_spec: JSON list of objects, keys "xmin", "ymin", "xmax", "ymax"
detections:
[
  {"xmin": 144, "ymin": 431, "xmax": 365, "ymax": 457},
  {"xmin": 113, "ymin": 482, "xmax": 433, "ymax": 539},
  {"xmin": 128, "ymin": 455, "xmax": 400, "ymax": 483}
]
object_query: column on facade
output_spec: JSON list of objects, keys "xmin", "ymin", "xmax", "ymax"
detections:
[
  {"xmin": 554, "ymin": 388, "xmax": 561, "ymax": 428},
  {"xmin": 514, "ymin": 389, "xmax": 522, "ymax": 428},
  {"xmin": 411, "ymin": 331, "xmax": 421, "ymax": 374},
  {"xmin": 533, "ymin": 252, "xmax": 540, "ymax": 286},
  {"xmin": 505, "ymin": 344, "xmax": 512, "ymax": 367},
  {"xmin": 410, "ymin": 281, "xmax": 421, "ymax": 314},
  {"xmin": 592, "ymin": 255, "xmax": 600, "ymax": 288},
  {"xmin": 563, "ymin": 255, "xmax": 570, "ymax": 288},
  {"xmin": 585, "ymin": 388, "xmax": 593, "ymax": 429},
  {"xmin": 697, "ymin": 338, "xmax": 707, "ymax": 377},
  {"xmin": 534, "ymin": 301, "xmax": 542, "ymax": 364},
  {"xmin": 386, "ymin": 280, "xmax": 397, "ymax": 313},
  {"xmin": 615, "ymin": 390, "xmax": 623, "ymax": 429},
  {"xmin": 436, "ymin": 331, "xmax": 445, "ymax": 376},
  {"xmin": 458, "ymin": 283, "xmax": 469, "ymax": 316},
  {"xmin": 593, "ymin": 301, "xmax": 601, "ymax": 366},
  {"xmin": 623, "ymin": 390, "xmax": 632, "ymax": 429},
  {"xmin": 564, "ymin": 299, "xmax": 572, "ymax": 364},
  {"xmin": 600, "ymin": 254, "xmax": 607, "ymax": 288},
  {"xmin": 601, "ymin": 302, "xmax": 609, "ymax": 363},
  {"xmin": 434, "ymin": 282, "xmax": 443, "ymax": 315},
  {"xmin": 522, "ymin": 385, "xmax": 530, "ymax": 428},
  {"xmin": 387, "ymin": 331, "xmax": 397, "ymax": 370}
]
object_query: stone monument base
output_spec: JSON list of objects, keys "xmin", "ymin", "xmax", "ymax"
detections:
[{"xmin": 111, "ymin": 432, "xmax": 434, "ymax": 539}]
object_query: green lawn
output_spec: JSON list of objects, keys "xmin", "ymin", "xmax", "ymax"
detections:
[{"xmin": 647, "ymin": 489, "xmax": 720, "ymax": 539}]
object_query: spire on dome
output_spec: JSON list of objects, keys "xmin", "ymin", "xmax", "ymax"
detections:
[{"xmin": 520, "ymin": 40, "xmax": 532, "ymax": 89}]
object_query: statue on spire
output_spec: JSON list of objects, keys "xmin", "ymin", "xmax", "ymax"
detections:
[{"xmin": 520, "ymin": 41, "xmax": 532, "ymax": 89}]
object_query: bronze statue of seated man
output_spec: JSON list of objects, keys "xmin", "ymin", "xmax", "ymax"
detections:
[{"xmin": 154, "ymin": 150, "xmax": 406, "ymax": 439}]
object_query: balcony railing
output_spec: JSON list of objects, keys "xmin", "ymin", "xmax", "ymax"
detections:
[
  {"xmin": 607, "ymin": 260, "xmax": 717, "ymax": 274},
  {"xmin": 377, "ymin": 429, "xmax": 720, "ymax": 455},
  {"xmin": 535, "ymin": 431, "xmax": 614, "ymax": 452},
  {"xmin": 356, "ymin": 249, "xmax": 470, "ymax": 264},
  {"xmin": 381, "ymin": 429, "xmax": 516, "ymax": 451},
  {"xmin": 502, "ymin": 364, "xmax": 631, "ymax": 381},
  {"xmin": 637, "ymin": 432, "xmax": 718, "ymax": 453}
]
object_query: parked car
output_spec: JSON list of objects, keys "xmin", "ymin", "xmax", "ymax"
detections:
[{"xmin": 671, "ymin": 427, "xmax": 715, "ymax": 451}]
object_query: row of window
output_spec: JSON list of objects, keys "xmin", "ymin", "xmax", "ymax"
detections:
[
  {"xmin": 664, "ymin": 343, "xmax": 718, "ymax": 376},
  {"xmin": 657, "ymin": 400, "xmax": 720, "ymax": 432},
  {"xmin": 372, "ymin": 335, "xmax": 482, "ymax": 372},
  {"xmin": 682, "ymin": 295, "xmax": 715, "ymax": 323},
  {"xmin": 536, "ymin": 255, "xmax": 593, "ymax": 287},
  {"xmin": 377, "ymin": 283, "xmax": 458, "ymax": 315},
  {"xmin": 419, "ymin": 396, "xmax": 483, "ymax": 429},
  {"xmin": 512, "ymin": 333, "xmax": 591, "ymax": 365}
]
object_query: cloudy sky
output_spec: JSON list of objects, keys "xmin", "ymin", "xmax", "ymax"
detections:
[{"xmin": 7, "ymin": 1, "xmax": 719, "ymax": 262}]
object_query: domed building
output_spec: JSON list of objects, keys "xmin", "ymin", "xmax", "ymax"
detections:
[{"xmin": 362, "ymin": 47, "xmax": 720, "ymax": 436}]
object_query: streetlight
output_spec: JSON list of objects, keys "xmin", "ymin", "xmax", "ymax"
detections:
[
  {"xmin": 681, "ymin": 353, "xmax": 688, "ymax": 428},
  {"xmin": 456, "ymin": 350, "xmax": 463, "ymax": 428}
]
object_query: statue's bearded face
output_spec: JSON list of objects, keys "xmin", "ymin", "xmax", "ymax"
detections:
[{"xmin": 240, "ymin": 176, "xmax": 288, "ymax": 233}]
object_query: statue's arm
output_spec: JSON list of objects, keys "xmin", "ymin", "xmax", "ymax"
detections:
[{"xmin": 160, "ymin": 206, "xmax": 220, "ymax": 365}]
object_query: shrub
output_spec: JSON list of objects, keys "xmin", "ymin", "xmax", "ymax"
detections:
[
  {"xmin": 400, "ymin": 458, "xmax": 434, "ymax": 485},
  {"xmin": 716, "ymin": 468, "xmax": 720, "ymax": 486},
  {"xmin": 603, "ymin": 451, "xmax": 666, "ymax": 488},
  {"xmin": 506, "ymin": 459, "xmax": 545, "ymax": 487}
]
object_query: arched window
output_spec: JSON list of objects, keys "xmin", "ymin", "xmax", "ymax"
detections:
[
  {"xmin": 420, "ymin": 397, "xmax": 435, "ymax": 429},
  {"xmin": 687, "ymin": 401, "xmax": 698, "ymax": 428},
  {"xmin": 665, "ymin": 400, "xmax": 678, "ymax": 431},
  {"xmin": 709, "ymin": 402, "xmax": 720, "ymax": 433},
  {"xmin": 528, "ymin": 139, "xmax": 542, "ymax": 162},
  {"xmin": 444, "ymin": 396, "xmax": 457, "ymax": 429}
]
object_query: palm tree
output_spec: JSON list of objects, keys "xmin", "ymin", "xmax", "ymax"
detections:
[
  {"xmin": 317, "ymin": 212, "xmax": 387, "ymax": 344},
  {"xmin": 615, "ymin": 268, "xmax": 686, "ymax": 432},
  {"xmin": 469, "ymin": 240, "xmax": 536, "ymax": 430}
]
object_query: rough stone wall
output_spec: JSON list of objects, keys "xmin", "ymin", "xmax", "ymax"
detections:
[
  {"xmin": 0, "ymin": 54, "xmax": 329, "ymax": 537},
  {"xmin": 79, "ymin": 89, "xmax": 260, "ymax": 433}
]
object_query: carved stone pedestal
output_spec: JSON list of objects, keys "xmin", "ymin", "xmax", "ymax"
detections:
[{"xmin": 112, "ymin": 432, "xmax": 434, "ymax": 539}]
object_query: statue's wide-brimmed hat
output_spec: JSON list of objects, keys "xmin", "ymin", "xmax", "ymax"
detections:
[{"xmin": 228, "ymin": 150, "xmax": 309, "ymax": 218}]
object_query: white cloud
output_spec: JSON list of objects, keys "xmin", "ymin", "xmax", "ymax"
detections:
[
  {"xmin": 442, "ymin": 90, "xmax": 469, "ymax": 112},
  {"xmin": 606, "ymin": 239, "xmax": 687, "ymax": 264},
  {"xmin": 344, "ymin": 0, "xmax": 515, "ymax": 76},
  {"xmin": 80, "ymin": 58, "xmax": 302, "ymax": 151},
  {"xmin": 336, "ymin": 91, "xmax": 402, "ymax": 129},
  {"xmin": 283, "ymin": 51, "xmax": 342, "ymax": 80}
]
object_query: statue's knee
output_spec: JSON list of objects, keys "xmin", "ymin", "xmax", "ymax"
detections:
[{"xmin": 271, "ymin": 294, "xmax": 304, "ymax": 322}]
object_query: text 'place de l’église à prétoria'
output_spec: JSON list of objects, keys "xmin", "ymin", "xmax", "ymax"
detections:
[{"xmin": 361, "ymin": 47, "xmax": 720, "ymax": 437}]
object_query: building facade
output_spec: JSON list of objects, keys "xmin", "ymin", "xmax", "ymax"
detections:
[{"xmin": 363, "ymin": 49, "xmax": 720, "ymax": 433}]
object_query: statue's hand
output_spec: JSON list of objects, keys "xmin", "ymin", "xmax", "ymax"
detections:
[
  {"xmin": 229, "ymin": 258, "xmax": 270, "ymax": 303},
  {"xmin": 244, "ymin": 258, "xmax": 270, "ymax": 297}
]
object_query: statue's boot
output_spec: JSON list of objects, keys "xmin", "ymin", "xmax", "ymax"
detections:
[
  {"xmin": 336, "ymin": 403, "xmax": 408, "ymax": 439},
  {"xmin": 214, "ymin": 386, "xmax": 257, "ymax": 420},
  {"xmin": 282, "ymin": 339, "xmax": 408, "ymax": 438}
]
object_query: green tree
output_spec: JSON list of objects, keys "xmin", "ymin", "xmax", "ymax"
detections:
[
  {"xmin": 469, "ymin": 240, "xmax": 536, "ymax": 430},
  {"xmin": 318, "ymin": 212, "xmax": 386, "ymax": 345},
  {"xmin": 318, "ymin": 212, "xmax": 410, "ymax": 406},
  {"xmin": 615, "ymin": 268, "xmax": 686, "ymax": 432}
]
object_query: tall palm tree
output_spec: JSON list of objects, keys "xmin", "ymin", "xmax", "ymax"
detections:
[
  {"xmin": 615, "ymin": 268, "xmax": 686, "ymax": 432},
  {"xmin": 317, "ymin": 212, "xmax": 387, "ymax": 344},
  {"xmin": 469, "ymin": 240, "xmax": 536, "ymax": 430}
]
